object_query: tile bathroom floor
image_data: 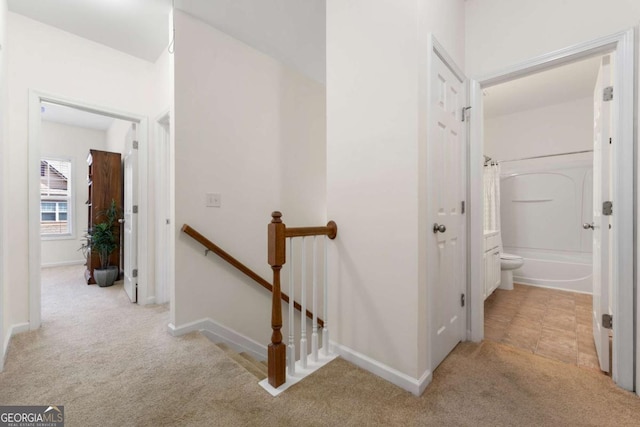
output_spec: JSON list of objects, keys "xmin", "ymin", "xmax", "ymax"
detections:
[{"xmin": 484, "ymin": 283, "xmax": 603, "ymax": 372}]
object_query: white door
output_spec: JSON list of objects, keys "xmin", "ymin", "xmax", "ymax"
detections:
[
  {"xmin": 123, "ymin": 123, "xmax": 138, "ymax": 303},
  {"xmin": 428, "ymin": 48, "xmax": 467, "ymax": 370},
  {"xmin": 590, "ymin": 55, "xmax": 613, "ymax": 373}
]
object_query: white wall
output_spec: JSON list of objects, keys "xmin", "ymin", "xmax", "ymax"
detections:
[
  {"xmin": 5, "ymin": 12, "xmax": 163, "ymax": 333},
  {"xmin": 422, "ymin": 0, "xmax": 465, "ymax": 70},
  {"xmin": 327, "ymin": 0, "xmax": 465, "ymax": 384},
  {"xmin": 146, "ymin": 48, "xmax": 174, "ymax": 305},
  {"xmin": 485, "ymin": 97, "xmax": 593, "ymax": 160},
  {"xmin": 0, "ymin": 0, "xmax": 8, "ymax": 367},
  {"xmin": 465, "ymin": 0, "xmax": 640, "ymax": 78},
  {"xmin": 279, "ymin": 69, "xmax": 326, "ymax": 224},
  {"xmin": 173, "ymin": 11, "xmax": 326, "ymax": 345},
  {"xmin": 40, "ymin": 121, "xmax": 108, "ymax": 267},
  {"xmin": 105, "ymin": 119, "xmax": 129, "ymax": 155}
]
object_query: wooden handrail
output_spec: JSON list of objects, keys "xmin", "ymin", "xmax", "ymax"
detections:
[
  {"xmin": 285, "ymin": 221, "xmax": 338, "ymax": 239},
  {"xmin": 181, "ymin": 224, "xmax": 323, "ymax": 328},
  {"xmin": 267, "ymin": 211, "xmax": 338, "ymax": 388}
]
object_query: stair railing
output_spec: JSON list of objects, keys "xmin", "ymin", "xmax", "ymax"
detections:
[
  {"xmin": 267, "ymin": 211, "xmax": 338, "ymax": 388},
  {"xmin": 181, "ymin": 224, "xmax": 323, "ymax": 327}
]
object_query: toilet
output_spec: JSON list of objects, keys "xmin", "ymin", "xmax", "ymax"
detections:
[{"xmin": 499, "ymin": 253, "xmax": 524, "ymax": 290}]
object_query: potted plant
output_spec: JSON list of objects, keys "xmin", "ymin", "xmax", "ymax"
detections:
[{"xmin": 83, "ymin": 199, "xmax": 120, "ymax": 287}]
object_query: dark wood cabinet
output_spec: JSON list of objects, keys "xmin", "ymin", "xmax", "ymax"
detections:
[{"xmin": 85, "ymin": 149, "xmax": 123, "ymax": 284}]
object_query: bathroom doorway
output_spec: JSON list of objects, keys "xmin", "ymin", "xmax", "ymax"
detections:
[
  {"xmin": 467, "ymin": 29, "xmax": 635, "ymax": 390},
  {"xmin": 480, "ymin": 55, "xmax": 603, "ymax": 371}
]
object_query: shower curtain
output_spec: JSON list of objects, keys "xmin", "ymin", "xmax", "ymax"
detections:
[{"xmin": 484, "ymin": 163, "xmax": 501, "ymax": 233}]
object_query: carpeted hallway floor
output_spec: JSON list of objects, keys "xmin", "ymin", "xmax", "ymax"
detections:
[{"xmin": 1, "ymin": 265, "xmax": 639, "ymax": 426}]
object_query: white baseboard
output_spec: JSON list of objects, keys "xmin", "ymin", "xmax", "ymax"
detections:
[
  {"xmin": 168, "ymin": 318, "xmax": 267, "ymax": 362},
  {"xmin": 514, "ymin": 280, "xmax": 592, "ymax": 295},
  {"xmin": 1, "ymin": 329, "xmax": 8, "ymax": 371},
  {"xmin": 330, "ymin": 341, "xmax": 432, "ymax": 396},
  {"xmin": 166, "ymin": 321, "xmax": 432, "ymax": 396},
  {"xmin": 12, "ymin": 323, "xmax": 30, "ymax": 335},
  {"xmin": 145, "ymin": 296, "xmax": 156, "ymax": 305},
  {"xmin": 2, "ymin": 322, "xmax": 31, "ymax": 371},
  {"xmin": 41, "ymin": 260, "xmax": 85, "ymax": 268}
]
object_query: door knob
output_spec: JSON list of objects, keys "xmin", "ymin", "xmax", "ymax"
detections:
[
  {"xmin": 118, "ymin": 218, "xmax": 125, "ymax": 224},
  {"xmin": 583, "ymin": 222, "xmax": 594, "ymax": 230},
  {"xmin": 433, "ymin": 223, "xmax": 446, "ymax": 233}
]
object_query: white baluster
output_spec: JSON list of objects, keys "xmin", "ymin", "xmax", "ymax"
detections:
[
  {"xmin": 287, "ymin": 237, "xmax": 295, "ymax": 376},
  {"xmin": 312, "ymin": 236, "xmax": 318, "ymax": 362},
  {"xmin": 323, "ymin": 235, "xmax": 329, "ymax": 356},
  {"xmin": 300, "ymin": 237, "xmax": 307, "ymax": 368}
]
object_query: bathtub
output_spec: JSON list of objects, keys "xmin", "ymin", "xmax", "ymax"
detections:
[
  {"xmin": 500, "ymin": 154, "xmax": 593, "ymax": 294},
  {"xmin": 504, "ymin": 248, "xmax": 592, "ymax": 294}
]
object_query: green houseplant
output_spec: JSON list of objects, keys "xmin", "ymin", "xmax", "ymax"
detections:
[{"xmin": 82, "ymin": 199, "xmax": 120, "ymax": 287}]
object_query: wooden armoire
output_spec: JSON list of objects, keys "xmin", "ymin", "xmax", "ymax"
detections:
[{"xmin": 85, "ymin": 149, "xmax": 123, "ymax": 284}]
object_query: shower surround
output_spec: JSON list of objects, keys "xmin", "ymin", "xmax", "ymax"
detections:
[{"xmin": 500, "ymin": 154, "xmax": 593, "ymax": 294}]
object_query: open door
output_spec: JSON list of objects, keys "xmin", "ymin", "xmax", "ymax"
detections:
[
  {"xmin": 123, "ymin": 123, "xmax": 138, "ymax": 303},
  {"xmin": 588, "ymin": 55, "xmax": 613, "ymax": 373}
]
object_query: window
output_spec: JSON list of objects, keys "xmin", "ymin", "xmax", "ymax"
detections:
[{"xmin": 41, "ymin": 158, "xmax": 72, "ymax": 236}]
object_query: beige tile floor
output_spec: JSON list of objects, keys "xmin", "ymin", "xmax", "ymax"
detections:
[{"xmin": 484, "ymin": 283, "xmax": 603, "ymax": 372}]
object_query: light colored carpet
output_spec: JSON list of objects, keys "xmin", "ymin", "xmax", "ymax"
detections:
[{"xmin": 1, "ymin": 265, "xmax": 639, "ymax": 426}]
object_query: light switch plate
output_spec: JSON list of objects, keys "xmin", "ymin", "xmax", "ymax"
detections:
[{"xmin": 206, "ymin": 193, "xmax": 221, "ymax": 207}]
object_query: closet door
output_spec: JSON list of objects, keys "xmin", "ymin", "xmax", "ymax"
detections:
[{"xmin": 428, "ymin": 42, "xmax": 468, "ymax": 370}]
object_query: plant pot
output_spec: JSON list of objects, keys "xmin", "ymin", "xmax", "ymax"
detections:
[{"xmin": 94, "ymin": 266, "xmax": 119, "ymax": 287}]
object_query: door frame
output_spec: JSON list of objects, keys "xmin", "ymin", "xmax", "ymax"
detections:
[
  {"xmin": 153, "ymin": 111, "xmax": 172, "ymax": 305},
  {"xmin": 28, "ymin": 90, "xmax": 149, "ymax": 329},
  {"xmin": 467, "ymin": 29, "xmax": 635, "ymax": 391},
  {"xmin": 426, "ymin": 36, "xmax": 469, "ymax": 372}
]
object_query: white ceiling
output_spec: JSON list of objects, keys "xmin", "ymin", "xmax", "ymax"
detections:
[
  {"xmin": 175, "ymin": 0, "xmax": 325, "ymax": 83},
  {"xmin": 8, "ymin": 0, "xmax": 172, "ymax": 63},
  {"xmin": 7, "ymin": 0, "xmax": 326, "ymax": 82},
  {"xmin": 483, "ymin": 56, "xmax": 602, "ymax": 118},
  {"xmin": 41, "ymin": 102, "xmax": 115, "ymax": 131},
  {"xmin": 10, "ymin": 1, "xmax": 599, "ymax": 113}
]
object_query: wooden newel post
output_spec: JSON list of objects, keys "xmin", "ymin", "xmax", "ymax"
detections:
[{"xmin": 268, "ymin": 211, "xmax": 286, "ymax": 388}]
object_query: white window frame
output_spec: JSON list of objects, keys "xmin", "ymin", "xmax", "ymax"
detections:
[
  {"xmin": 40, "ymin": 156, "xmax": 74, "ymax": 240},
  {"xmin": 40, "ymin": 200, "xmax": 68, "ymax": 223}
]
